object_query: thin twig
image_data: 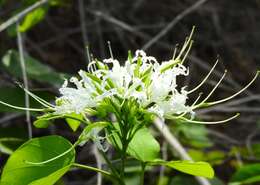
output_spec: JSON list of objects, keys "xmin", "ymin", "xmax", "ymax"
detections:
[
  {"xmin": 207, "ymin": 129, "xmax": 240, "ymax": 145},
  {"xmin": 142, "ymin": 0, "xmax": 208, "ymax": 50},
  {"xmin": 87, "ymin": 9, "xmax": 148, "ymax": 39},
  {"xmin": 78, "ymin": 0, "xmax": 90, "ymax": 65},
  {"xmin": 0, "ymin": 0, "xmax": 48, "ymax": 32},
  {"xmin": 16, "ymin": 22, "xmax": 32, "ymax": 139},
  {"xmin": 0, "ymin": 113, "xmax": 22, "ymax": 126},
  {"xmin": 154, "ymin": 118, "xmax": 211, "ymax": 185}
]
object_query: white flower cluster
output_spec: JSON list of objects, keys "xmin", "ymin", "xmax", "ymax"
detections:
[{"xmin": 55, "ymin": 50, "xmax": 193, "ymax": 119}]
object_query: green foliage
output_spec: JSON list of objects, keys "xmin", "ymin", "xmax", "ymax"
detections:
[
  {"xmin": 1, "ymin": 50, "xmax": 70, "ymax": 87},
  {"xmin": 78, "ymin": 121, "xmax": 109, "ymax": 146},
  {"xmin": 34, "ymin": 112, "xmax": 85, "ymax": 131},
  {"xmin": 188, "ymin": 149, "xmax": 226, "ymax": 165},
  {"xmin": 232, "ymin": 144, "xmax": 260, "ymax": 160},
  {"xmin": 173, "ymin": 121, "xmax": 213, "ymax": 148},
  {"xmin": 0, "ymin": 136, "xmax": 75, "ymax": 185},
  {"xmin": 19, "ymin": 7, "xmax": 48, "ymax": 32},
  {"xmin": 33, "ymin": 113, "xmax": 63, "ymax": 128},
  {"xmin": 149, "ymin": 160, "xmax": 214, "ymax": 178},
  {"xmin": 126, "ymin": 127, "xmax": 160, "ymax": 161},
  {"xmin": 0, "ymin": 0, "xmax": 6, "ymax": 5},
  {"xmin": 229, "ymin": 164, "xmax": 260, "ymax": 185},
  {"xmin": 108, "ymin": 123, "xmax": 160, "ymax": 161},
  {"xmin": 65, "ymin": 113, "xmax": 84, "ymax": 131}
]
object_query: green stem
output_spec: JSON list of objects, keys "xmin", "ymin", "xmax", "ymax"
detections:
[
  {"xmin": 140, "ymin": 162, "xmax": 146, "ymax": 185},
  {"xmin": 120, "ymin": 140, "xmax": 129, "ymax": 182},
  {"xmin": 99, "ymin": 150, "xmax": 125, "ymax": 185}
]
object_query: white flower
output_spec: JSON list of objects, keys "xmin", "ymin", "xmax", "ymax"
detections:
[{"xmin": 54, "ymin": 49, "xmax": 193, "ymax": 119}]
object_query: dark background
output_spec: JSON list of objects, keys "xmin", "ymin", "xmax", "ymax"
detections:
[{"xmin": 0, "ymin": 0, "xmax": 260, "ymax": 185}]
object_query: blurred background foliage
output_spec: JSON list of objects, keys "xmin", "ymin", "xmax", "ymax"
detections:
[{"xmin": 0, "ymin": 0, "xmax": 260, "ymax": 185}]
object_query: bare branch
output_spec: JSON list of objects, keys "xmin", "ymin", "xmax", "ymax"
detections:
[
  {"xmin": 142, "ymin": 0, "xmax": 208, "ymax": 50},
  {"xmin": 16, "ymin": 22, "xmax": 32, "ymax": 139},
  {"xmin": 154, "ymin": 118, "xmax": 211, "ymax": 185},
  {"xmin": 78, "ymin": 0, "xmax": 90, "ymax": 65}
]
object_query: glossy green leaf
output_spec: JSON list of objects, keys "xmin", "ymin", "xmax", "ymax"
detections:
[
  {"xmin": 1, "ymin": 50, "xmax": 70, "ymax": 87},
  {"xmin": 109, "ymin": 124, "xmax": 160, "ymax": 162},
  {"xmin": 29, "ymin": 165, "xmax": 70, "ymax": 185},
  {"xmin": 0, "ymin": 135, "xmax": 75, "ymax": 185},
  {"xmin": 149, "ymin": 160, "xmax": 214, "ymax": 178},
  {"xmin": 127, "ymin": 127, "xmax": 160, "ymax": 161},
  {"xmin": 19, "ymin": 7, "xmax": 47, "ymax": 32},
  {"xmin": 230, "ymin": 164, "xmax": 260, "ymax": 185},
  {"xmin": 33, "ymin": 113, "xmax": 63, "ymax": 128}
]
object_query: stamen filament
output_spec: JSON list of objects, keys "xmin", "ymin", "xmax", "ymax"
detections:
[
  {"xmin": 206, "ymin": 71, "xmax": 260, "ymax": 106},
  {"xmin": 0, "ymin": 100, "xmax": 45, "ymax": 112},
  {"xmin": 194, "ymin": 70, "xmax": 227, "ymax": 108},
  {"xmin": 21, "ymin": 87, "xmax": 54, "ymax": 108},
  {"xmin": 180, "ymin": 113, "xmax": 240, "ymax": 124},
  {"xmin": 188, "ymin": 59, "xmax": 219, "ymax": 94}
]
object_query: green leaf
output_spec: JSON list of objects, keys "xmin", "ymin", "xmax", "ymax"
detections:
[
  {"xmin": 109, "ymin": 124, "xmax": 160, "ymax": 162},
  {"xmin": 29, "ymin": 165, "xmax": 70, "ymax": 185},
  {"xmin": 1, "ymin": 50, "xmax": 70, "ymax": 87},
  {"xmin": 34, "ymin": 113, "xmax": 85, "ymax": 130},
  {"xmin": 65, "ymin": 113, "xmax": 84, "ymax": 131},
  {"xmin": 127, "ymin": 127, "xmax": 160, "ymax": 161},
  {"xmin": 0, "ymin": 135, "xmax": 75, "ymax": 185},
  {"xmin": 150, "ymin": 160, "xmax": 214, "ymax": 178},
  {"xmin": 78, "ymin": 121, "xmax": 109, "ymax": 146},
  {"xmin": 19, "ymin": 7, "xmax": 47, "ymax": 32},
  {"xmin": 33, "ymin": 113, "xmax": 63, "ymax": 128},
  {"xmin": 230, "ymin": 164, "xmax": 260, "ymax": 185}
]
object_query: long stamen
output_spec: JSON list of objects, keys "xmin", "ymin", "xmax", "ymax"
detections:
[
  {"xmin": 0, "ymin": 100, "xmax": 45, "ymax": 112},
  {"xmin": 194, "ymin": 70, "xmax": 227, "ymax": 108},
  {"xmin": 181, "ymin": 40, "xmax": 193, "ymax": 64},
  {"xmin": 107, "ymin": 41, "xmax": 114, "ymax": 59},
  {"xmin": 188, "ymin": 59, "xmax": 219, "ymax": 94},
  {"xmin": 206, "ymin": 71, "xmax": 260, "ymax": 106},
  {"xmin": 180, "ymin": 113, "xmax": 240, "ymax": 124},
  {"xmin": 172, "ymin": 44, "xmax": 178, "ymax": 60},
  {"xmin": 21, "ymin": 87, "xmax": 54, "ymax": 108},
  {"xmin": 176, "ymin": 26, "xmax": 195, "ymax": 61}
]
